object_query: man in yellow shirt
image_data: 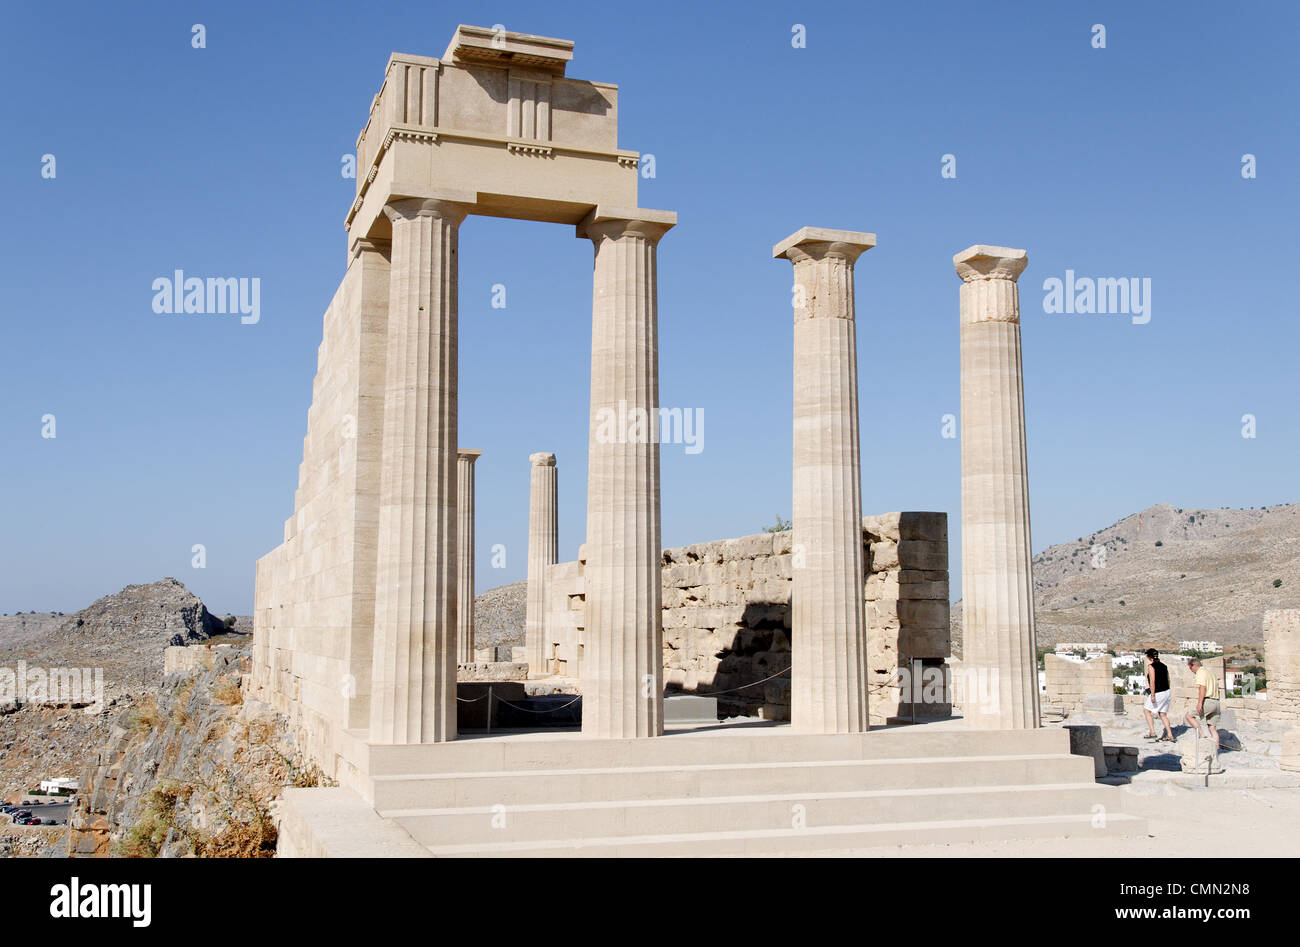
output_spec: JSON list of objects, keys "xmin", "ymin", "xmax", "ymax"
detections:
[{"xmin": 1184, "ymin": 657, "xmax": 1222, "ymax": 746}]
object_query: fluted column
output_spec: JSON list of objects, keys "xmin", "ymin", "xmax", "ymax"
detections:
[
  {"xmin": 578, "ymin": 207, "xmax": 675, "ymax": 738},
  {"xmin": 956, "ymin": 244, "xmax": 1040, "ymax": 730},
  {"xmin": 525, "ymin": 451, "xmax": 558, "ymax": 676},
  {"xmin": 456, "ymin": 448, "xmax": 482, "ymax": 665},
  {"xmin": 369, "ymin": 197, "xmax": 468, "ymax": 744},
  {"xmin": 774, "ymin": 227, "xmax": 875, "ymax": 733}
]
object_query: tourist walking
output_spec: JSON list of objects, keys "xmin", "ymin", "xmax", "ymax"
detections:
[
  {"xmin": 1141, "ymin": 649, "xmax": 1174, "ymax": 742},
  {"xmin": 1184, "ymin": 657, "xmax": 1222, "ymax": 747}
]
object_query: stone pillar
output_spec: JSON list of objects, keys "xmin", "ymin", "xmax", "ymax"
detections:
[
  {"xmin": 774, "ymin": 227, "xmax": 875, "ymax": 734},
  {"xmin": 525, "ymin": 452, "xmax": 558, "ymax": 677},
  {"xmin": 1264, "ymin": 609, "xmax": 1300, "ymax": 722},
  {"xmin": 578, "ymin": 207, "xmax": 676, "ymax": 738},
  {"xmin": 368, "ymin": 197, "xmax": 468, "ymax": 744},
  {"xmin": 955, "ymin": 244, "xmax": 1040, "ymax": 730},
  {"xmin": 456, "ymin": 449, "xmax": 482, "ymax": 665}
]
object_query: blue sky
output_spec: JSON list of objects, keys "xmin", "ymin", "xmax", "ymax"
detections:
[{"xmin": 2, "ymin": 0, "xmax": 1296, "ymax": 614}]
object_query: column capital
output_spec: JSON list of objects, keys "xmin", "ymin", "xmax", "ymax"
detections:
[
  {"xmin": 384, "ymin": 196, "xmax": 471, "ymax": 225},
  {"xmin": 348, "ymin": 236, "xmax": 387, "ymax": 262},
  {"xmin": 529, "ymin": 451, "xmax": 556, "ymax": 467},
  {"xmin": 953, "ymin": 245, "xmax": 1028, "ymax": 283},
  {"xmin": 457, "ymin": 448, "xmax": 483, "ymax": 463},
  {"xmin": 773, "ymin": 227, "xmax": 876, "ymax": 266},
  {"xmin": 576, "ymin": 205, "xmax": 676, "ymax": 245}
]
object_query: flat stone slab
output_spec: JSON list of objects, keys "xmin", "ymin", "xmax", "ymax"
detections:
[
  {"xmin": 276, "ymin": 787, "xmax": 430, "ymax": 858},
  {"xmin": 457, "ymin": 662, "xmax": 528, "ymax": 682}
]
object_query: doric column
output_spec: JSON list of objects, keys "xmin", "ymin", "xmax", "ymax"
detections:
[
  {"xmin": 456, "ymin": 449, "xmax": 482, "ymax": 665},
  {"xmin": 955, "ymin": 244, "xmax": 1040, "ymax": 730},
  {"xmin": 368, "ymin": 197, "xmax": 468, "ymax": 744},
  {"xmin": 578, "ymin": 207, "xmax": 675, "ymax": 738},
  {"xmin": 525, "ymin": 451, "xmax": 558, "ymax": 676},
  {"xmin": 774, "ymin": 227, "xmax": 875, "ymax": 734}
]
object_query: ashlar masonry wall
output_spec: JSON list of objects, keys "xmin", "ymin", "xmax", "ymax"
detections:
[{"xmin": 542, "ymin": 513, "xmax": 951, "ymax": 725}]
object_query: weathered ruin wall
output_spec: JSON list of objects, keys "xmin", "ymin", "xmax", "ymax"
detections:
[
  {"xmin": 1044, "ymin": 655, "xmax": 1114, "ymax": 714},
  {"xmin": 542, "ymin": 513, "xmax": 951, "ymax": 724}
]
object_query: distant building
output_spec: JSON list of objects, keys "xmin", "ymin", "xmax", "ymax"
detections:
[
  {"xmin": 39, "ymin": 777, "xmax": 77, "ymax": 794},
  {"xmin": 1116, "ymin": 674, "xmax": 1146, "ymax": 695},
  {"xmin": 1178, "ymin": 640, "xmax": 1223, "ymax": 654},
  {"xmin": 1056, "ymin": 642, "xmax": 1109, "ymax": 654}
]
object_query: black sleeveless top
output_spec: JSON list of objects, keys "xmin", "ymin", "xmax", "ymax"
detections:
[{"xmin": 1151, "ymin": 660, "xmax": 1169, "ymax": 692}]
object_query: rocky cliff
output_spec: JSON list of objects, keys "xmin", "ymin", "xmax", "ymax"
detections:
[{"xmin": 67, "ymin": 647, "xmax": 316, "ymax": 858}]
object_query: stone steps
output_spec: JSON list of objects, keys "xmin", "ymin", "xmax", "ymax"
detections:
[
  {"xmin": 357, "ymin": 725, "xmax": 1070, "ymax": 777},
  {"xmin": 419, "ymin": 811, "xmax": 1147, "ymax": 858},
  {"xmin": 386, "ymin": 782, "xmax": 1116, "ymax": 847},
  {"xmin": 291, "ymin": 726, "xmax": 1153, "ymax": 857},
  {"xmin": 354, "ymin": 727, "xmax": 1147, "ymax": 856},
  {"xmin": 370, "ymin": 752, "xmax": 1092, "ymax": 810}
]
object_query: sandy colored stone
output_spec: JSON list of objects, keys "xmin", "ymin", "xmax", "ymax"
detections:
[
  {"xmin": 955, "ymin": 245, "xmax": 1039, "ymax": 730},
  {"xmin": 774, "ymin": 227, "xmax": 875, "ymax": 734},
  {"xmin": 456, "ymin": 449, "xmax": 482, "ymax": 664}
]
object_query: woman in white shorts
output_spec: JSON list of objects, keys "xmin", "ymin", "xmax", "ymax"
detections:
[{"xmin": 1141, "ymin": 648, "xmax": 1175, "ymax": 742}]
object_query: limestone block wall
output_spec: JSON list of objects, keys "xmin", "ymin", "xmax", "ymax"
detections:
[
  {"xmin": 251, "ymin": 243, "xmax": 390, "ymax": 778},
  {"xmin": 1044, "ymin": 655, "xmax": 1114, "ymax": 714},
  {"xmin": 863, "ymin": 513, "xmax": 951, "ymax": 722},
  {"xmin": 1265, "ymin": 610, "xmax": 1300, "ymax": 722},
  {"xmin": 543, "ymin": 558, "xmax": 585, "ymax": 677},
  {"xmin": 542, "ymin": 513, "xmax": 950, "ymax": 724}
]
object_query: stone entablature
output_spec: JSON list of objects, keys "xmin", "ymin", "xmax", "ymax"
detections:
[{"xmin": 348, "ymin": 25, "xmax": 640, "ymax": 245}]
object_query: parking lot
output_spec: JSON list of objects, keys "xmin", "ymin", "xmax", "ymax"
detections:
[{"xmin": 4, "ymin": 800, "xmax": 71, "ymax": 827}]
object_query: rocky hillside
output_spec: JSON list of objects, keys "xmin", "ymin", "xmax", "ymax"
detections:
[
  {"xmin": 68, "ymin": 647, "xmax": 314, "ymax": 857},
  {"xmin": 952, "ymin": 502, "xmax": 1300, "ymax": 654},
  {"xmin": 1, "ymin": 579, "xmax": 246, "ymax": 699},
  {"xmin": 472, "ymin": 580, "xmax": 527, "ymax": 651}
]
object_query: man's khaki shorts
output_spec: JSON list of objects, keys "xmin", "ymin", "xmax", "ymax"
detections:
[{"xmin": 1195, "ymin": 698, "xmax": 1221, "ymax": 725}]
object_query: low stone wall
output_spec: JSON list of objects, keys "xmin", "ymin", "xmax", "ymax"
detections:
[
  {"xmin": 163, "ymin": 645, "xmax": 219, "ymax": 675},
  {"xmin": 541, "ymin": 513, "xmax": 951, "ymax": 725},
  {"xmin": 1044, "ymin": 655, "xmax": 1113, "ymax": 715},
  {"xmin": 455, "ymin": 662, "xmax": 528, "ymax": 683}
]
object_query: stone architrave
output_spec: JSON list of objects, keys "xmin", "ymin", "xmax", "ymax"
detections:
[
  {"xmin": 955, "ymin": 245, "xmax": 1040, "ymax": 730},
  {"xmin": 456, "ymin": 449, "xmax": 482, "ymax": 665},
  {"xmin": 579, "ymin": 207, "xmax": 675, "ymax": 738},
  {"xmin": 774, "ymin": 227, "xmax": 875, "ymax": 734},
  {"xmin": 368, "ymin": 197, "xmax": 468, "ymax": 744},
  {"xmin": 525, "ymin": 452, "xmax": 559, "ymax": 677}
]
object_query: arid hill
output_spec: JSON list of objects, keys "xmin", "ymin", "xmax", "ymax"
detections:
[{"xmin": 952, "ymin": 502, "xmax": 1300, "ymax": 654}]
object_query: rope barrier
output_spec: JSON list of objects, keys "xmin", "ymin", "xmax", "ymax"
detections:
[
  {"xmin": 490, "ymin": 693, "xmax": 583, "ymax": 714},
  {"xmin": 683, "ymin": 665, "xmax": 790, "ymax": 697}
]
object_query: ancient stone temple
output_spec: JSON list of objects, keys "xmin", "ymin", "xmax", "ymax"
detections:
[
  {"xmin": 251, "ymin": 24, "xmax": 674, "ymax": 758},
  {"xmin": 259, "ymin": 24, "xmax": 1145, "ymax": 857}
]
